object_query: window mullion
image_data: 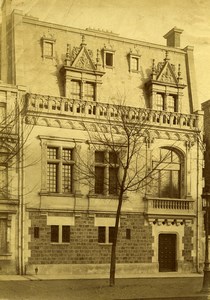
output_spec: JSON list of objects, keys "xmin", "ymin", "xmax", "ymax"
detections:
[
  {"xmin": 59, "ymin": 226, "xmax": 62, "ymax": 243},
  {"xmin": 106, "ymin": 227, "xmax": 109, "ymax": 244}
]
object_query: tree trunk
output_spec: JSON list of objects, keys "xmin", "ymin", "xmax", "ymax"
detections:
[{"xmin": 109, "ymin": 190, "xmax": 124, "ymax": 286}]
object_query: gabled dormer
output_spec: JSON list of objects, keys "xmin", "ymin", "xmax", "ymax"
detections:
[
  {"xmin": 60, "ymin": 36, "xmax": 105, "ymax": 100},
  {"xmin": 145, "ymin": 51, "xmax": 186, "ymax": 112}
]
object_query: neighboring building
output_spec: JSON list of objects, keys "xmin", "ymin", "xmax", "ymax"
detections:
[{"xmin": 0, "ymin": 0, "xmax": 204, "ymax": 276}]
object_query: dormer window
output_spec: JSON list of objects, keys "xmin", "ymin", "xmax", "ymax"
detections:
[
  {"xmin": 129, "ymin": 52, "xmax": 141, "ymax": 72},
  {"xmin": 103, "ymin": 48, "xmax": 115, "ymax": 68},
  {"xmin": 41, "ymin": 36, "xmax": 56, "ymax": 59}
]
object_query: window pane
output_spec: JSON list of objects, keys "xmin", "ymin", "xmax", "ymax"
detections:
[
  {"xmin": 47, "ymin": 147, "xmax": 58, "ymax": 159},
  {"xmin": 109, "ymin": 167, "xmax": 118, "ymax": 195},
  {"xmin": 131, "ymin": 57, "xmax": 138, "ymax": 70},
  {"xmin": 47, "ymin": 163, "xmax": 58, "ymax": 192},
  {"xmin": 0, "ymin": 219, "xmax": 7, "ymax": 253},
  {"xmin": 62, "ymin": 164, "xmax": 72, "ymax": 193},
  {"xmin": 168, "ymin": 95, "xmax": 176, "ymax": 112},
  {"xmin": 62, "ymin": 226, "xmax": 70, "ymax": 243},
  {"xmin": 171, "ymin": 170, "xmax": 180, "ymax": 198},
  {"xmin": 98, "ymin": 226, "xmax": 105, "ymax": 243},
  {"xmin": 51, "ymin": 225, "xmax": 59, "ymax": 243},
  {"xmin": 109, "ymin": 152, "xmax": 117, "ymax": 164},
  {"xmin": 95, "ymin": 167, "xmax": 104, "ymax": 194},
  {"xmin": 71, "ymin": 81, "xmax": 81, "ymax": 99},
  {"xmin": 161, "ymin": 148, "xmax": 172, "ymax": 162},
  {"xmin": 45, "ymin": 42, "xmax": 53, "ymax": 56},
  {"xmin": 155, "ymin": 94, "xmax": 164, "ymax": 111},
  {"xmin": 160, "ymin": 170, "xmax": 171, "ymax": 197},
  {"xmin": 84, "ymin": 82, "xmax": 95, "ymax": 101},
  {"xmin": 105, "ymin": 53, "xmax": 113, "ymax": 66},
  {"xmin": 62, "ymin": 148, "xmax": 72, "ymax": 161},
  {"xmin": 95, "ymin": 151, "xmax": 104, "ymax": 163},
  {"xmin": 109, "ymin": 227, "xmax": 115, "ymax": 243}
]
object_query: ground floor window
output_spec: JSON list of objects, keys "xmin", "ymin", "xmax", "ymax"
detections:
[
  {"xmin": 51, "ymin": 225, "xmax": 70, "ymax": 243},
  {"xmin": 98, "ymin": 226, "xmax": 115, "ymax": 244},
  {"xmin": 0, "ymin": 219, "xmax": 7, "ymax": 253}
]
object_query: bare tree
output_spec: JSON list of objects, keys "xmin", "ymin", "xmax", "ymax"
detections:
[{"xmin": 76, "ymin": 99, "xmax": 175, "ymax": 286}]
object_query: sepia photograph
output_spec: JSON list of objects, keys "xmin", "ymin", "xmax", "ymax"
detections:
[{"xmin": 0, "ymin": 0, "xmax": 210, "ymax": 299}]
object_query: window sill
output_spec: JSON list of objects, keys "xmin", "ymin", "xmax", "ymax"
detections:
[
  {"xmin": 88, "ymin": 194, "xmax": 119, "ymax": 199},
  {"xmin": 50, "ymin": 243, "xmax": 70, "ymax": 245},
  {"xmin": 104, "ymin": 65, "xmax": 114, "ymax": 69},
  {"xmin": 0, "ymin": 253, "xmax": 12, "ymax": 260},
  {"xmin": 98, "ymin": 243, "xmax": 112, "ymax": 246},
  {"xmin": 130, "ymin": 70, "xmax": 140, "ymax": 73},
  {"xmin": 39, "ymin": 192, "xmax": 82, "ymax": 197}
]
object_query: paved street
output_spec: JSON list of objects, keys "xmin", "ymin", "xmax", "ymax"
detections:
[{"xmin": 0, "ymin": 275, "xmax": 207, "ymax": 300}]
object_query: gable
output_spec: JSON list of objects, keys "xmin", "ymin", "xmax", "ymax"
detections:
[
  {"xmin": 156, "ymin": 61, "xmax": 178, "ymax": 85},
  {"xmin": 71, "ymin": 47, "xmax": 96, "ymax": 71}
]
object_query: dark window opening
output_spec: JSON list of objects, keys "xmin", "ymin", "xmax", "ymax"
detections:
[
  {"xmin": 34, "ymin": 227, "xmax": 39, "ymax": 238},
  {"xmin": 105, "ymin": 53, "xmax": 113, "ymax": 66},
  {"xmin": 62, "ymin": 226, "xmax": 70, "ymax": 243},
  {"xmin": 126, "ymin": 228, "xmax": 131, "ymax": 240},
  {"xmin": 51, "ymin": 225, "xmax": 59, "ymax": 243}
]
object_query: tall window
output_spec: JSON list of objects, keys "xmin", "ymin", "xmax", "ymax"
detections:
[
  {"xmin": 71, "ymin": 80, "xmax": 81, "ymax": 100},
  {"xmin": 167, "ymin": 95, "xmax": 177, "ymax": 112},
  {"xmin": 47, "ymin": 147, "xmax": 74, "ymax": 193},
  {"xmin": 155, "ymin": 93, "xmax": 164, "ymax": 111},
  {"xmin": 84, "ymin": 82, "xmax": 95, "ymax": 101},
  {"xmin": 153, "ymin": 148, "xmax": 181, "ymax": 198},
  {"xmin": 94, "ymin": 151, "xmax": 119, "ymax": 195}
]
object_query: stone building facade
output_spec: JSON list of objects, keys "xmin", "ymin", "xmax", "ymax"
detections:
[{"xmin": 0, "ymin": 0, "xmax": 204, "ymax": 275}]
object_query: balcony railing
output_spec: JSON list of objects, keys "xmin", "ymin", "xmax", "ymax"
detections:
[
  {"xmin": 144, "ymin": 196, "xmax": 194, "ymax": 217},
  {"xmin": 26, "ymin": 93, "xmax": 201, "ymax": 130}
]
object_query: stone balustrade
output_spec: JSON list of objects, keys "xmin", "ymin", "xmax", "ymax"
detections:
[
  {"xmin": 26, "ymin": 93, "xmax": 201, "ymax": 130},
  {"xmin": 144, "ymin": 196, "xmax": 194, "ymax": 217}
]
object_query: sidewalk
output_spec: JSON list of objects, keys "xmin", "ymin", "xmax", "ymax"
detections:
[
  {"xmin": 0, "ymin": 273, "xmax": 206, "ymax": 300},
  {"xmin": 0, "ymin": 272, "xmax": 203, "ymax": 281}
]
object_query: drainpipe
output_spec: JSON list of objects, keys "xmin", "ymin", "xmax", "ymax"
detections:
[{"xmin": 196, "ymin": 135, "xmax": 200, "ymax": 272}]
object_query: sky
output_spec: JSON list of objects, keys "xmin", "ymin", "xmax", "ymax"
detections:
[{"xmin": 3, "ymin": 0, "xmax": 210, "ymax": 107}]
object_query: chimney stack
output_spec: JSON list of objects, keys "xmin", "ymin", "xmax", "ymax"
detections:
[{"xmin": 163, "ymin": 27, "xmax": 183, "ymax": 48}]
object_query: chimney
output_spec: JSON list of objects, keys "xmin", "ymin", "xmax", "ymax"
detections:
[{"xmin": 163, "ymin": 27, "xmax": 183, "ymax": 48}]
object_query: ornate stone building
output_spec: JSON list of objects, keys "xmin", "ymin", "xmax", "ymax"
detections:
[{"xmin": 0, "ymin": 0, "xmax": 204, "ymax": 276}]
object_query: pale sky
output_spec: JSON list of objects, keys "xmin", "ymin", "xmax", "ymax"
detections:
[{"xmin": 3, "ymin": 0, "xmax": 210, "ymax": 107}]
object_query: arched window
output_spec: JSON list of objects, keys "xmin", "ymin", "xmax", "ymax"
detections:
[{"xmin": 153, "ymin": 148, "xmax": 182, "ymax": 198}]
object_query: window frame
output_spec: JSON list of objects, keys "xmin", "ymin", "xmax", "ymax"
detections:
[
  {"xmin": 41, "ymin": 37, "xmax": 56, "ymax": 60},
  {"xmin": 50, "ymin": 225, "xmax": 71, "ymax": 244},
  {"xmin": 129, "ymin": 53, "xmax": 141, "ymax": 73},
  {"xmin": 46, "ymin": 146, "xmax": 75, "ymax": 194},
  {"xmin": 98, "ymin": 226, "xmax": 115, "ymax": 244},
  {"xmin": 94, "ymin": 150, "xmax": 119, "ymax": 196},
  {"xmin": 152, "ymin": 148, "xmax": 182, "ymax": 199},
  {"xmin": 103, "ymin": 49, "xmax": 115, "ymax": 68}
]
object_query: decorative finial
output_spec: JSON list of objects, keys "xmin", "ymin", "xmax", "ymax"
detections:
[
  {"xmin": 177, "ymin": 64, "xmax": 182, "ymax": 82},
  {"xmin": 96, "ymin": 49, "xmax": 101, "ymax": 69},
  {"xmin": 81, "ymin": 34, "xmax": 86, "ymax": 46},
  {"xmin": 66, "ymin": 44, "xmax": 70, "ymax": 59},
  {"xmin": 151, "ymin": 59, "xmax": 156, "ymax": 79},
  {"xmin": 164, "ymin": 50, "xmax": 170, "ymax": 61}
]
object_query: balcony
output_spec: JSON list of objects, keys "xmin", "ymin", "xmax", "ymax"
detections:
[
  {"xmin": 26, "ymin": 93, "xmax": 202, "ymax": 131},
  {"xmin": 143, "ymin": 196, "xmax": 195, "ymax": 224}
]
